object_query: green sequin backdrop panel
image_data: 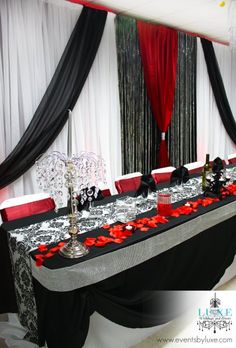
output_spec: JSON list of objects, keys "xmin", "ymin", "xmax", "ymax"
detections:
[{"xmin": 115, "ymin": 16, "xmax": 160, "ymax": 175}]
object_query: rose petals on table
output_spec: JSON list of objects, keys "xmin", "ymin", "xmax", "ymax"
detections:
[
  {"xmin": 44, "ymin": 252, "xmax": 54, "ymax": 259},
  {"xmin": 114, "ymin": 238, "xmax": 124, "ymax": 244},
  {"xmin": 36, "ymin": 258, "xmax": 44, "ymax": 267},
  {"xmin": 34, "ymin": 185, "xmax": 236, "ymax": 265},
  {"xmin": 84, "ymin": 237, "xmax": 97, "ymax": 246},
  {"xmin": 153, "ymin": 215, "xmax": 169, "ymax": 223},
  {"xmin": 58, "ymin": 242, "xmax": 66, "ymax": 247},
  {"xmin": 38, "ymin": 244, "xmax": 48, "ymax": 252},
  {"xmin": 140, "ymin": 227, "xmax": 150, "ymax": 232},
  {"xmin": 50, "ymin": 246, "xmax": 61, "ymax": 253},
  {"xmin": 102, "ymin": 224, "xmax": 110, "ymax": 229}
]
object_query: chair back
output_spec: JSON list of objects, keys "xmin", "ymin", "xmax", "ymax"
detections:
[
  {"xmin": 183, "ymin": 161, "xmax": 204, "ymax": 175},
  {"xmin": 0, "ymin": 193, "xmax": 55, "ymax": 222},
  {"xmin": 209, "ymin": 159, "xmax": 226, "ymax": 167},
  {"xmin": 151, "ymin": 166, "xmax": 176, "ymax": 184},
  {"xmin": 228, "ymin": 153, "xmax": 236, "ymax": 164},
  {"xmin": 115, "ymin": 172, "xmax": 142, "ymax": 194},
  {"xmin": 101, "ymin": 188, "xmax": 111, "ymax": 197}
]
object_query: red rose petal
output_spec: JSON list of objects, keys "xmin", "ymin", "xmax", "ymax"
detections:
[
  {"xmin": 102, "ymin": 224, "xmax": 110, "ymax": 229},
  {"xmin": 140, "ymin": 227, "xmax": 149, "ymax": 232},
  {"xmin": 35, "ymin": 254, "xmax": 45, "ymax": 260},
  {"xmin": 84, "ymin": 237, "xmax": 96, "ymax": 246},
  {"xmin": 147, "ymin": 221, "xmax": 157, "ymax": 228},
  {"xmin": 97, "ymin": 236, "xmax": 114, "ymax": 244},
  {"xmin": 50, "ymin": 246, "xmax": 60, "ymax": 253},
  {"xmin": 95, "ymin": 240, "xmax": 107, "ymax": 247},
  {"xmin": 44, "ymin": 252, "xmax": 54, "ymax": 259},
  {"xmin": 38, "ymin": 244, "xmax": 48, "ymax": 252},
  {"xmin": 154, "ymin": 216, "xmax": 169, "ymax": 223},
  {"xmin": 36, "ymin": 259, "xmax": 44, "ymax": 267},
  {"xmin": 113, "ymin": 238, "xmax": 124, "ymax": 244},
  {"xmin": 171, "ymin": 211, "xmax": 180, "ymax": 217}
]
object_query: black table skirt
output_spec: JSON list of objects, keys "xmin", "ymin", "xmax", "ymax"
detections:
[{"xmin": 33, "ymin": 215, "xmax": 236, "ymax": 348}]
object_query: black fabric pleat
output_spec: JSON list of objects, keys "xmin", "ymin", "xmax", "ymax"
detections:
[
  {"xmin": 0, "ymin": 7, "xmax": 107, "ymax": 189},
  {"xmin": 168, "ymin": 32, "xmax": 197, "ymax": 167},
  {"xmin": 115, "ymin": 16, "xmax": 160, "ymax": 175},
  {"xmin": 201, "ymin": 38, "xmax": 236, "ymax": 145},
  {"xmin": 32, "ymin": 214, "xmax": 236, "ymax": 348}
]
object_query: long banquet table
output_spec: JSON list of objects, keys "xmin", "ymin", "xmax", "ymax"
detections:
[{"xmin": 1, "ymin": 173, "xmax": 236, "ymax": 348}]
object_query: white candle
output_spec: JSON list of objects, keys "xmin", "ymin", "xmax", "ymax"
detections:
[{"xmin": 67, "ymin": 109, "xmax": 72, "ymax": 158}]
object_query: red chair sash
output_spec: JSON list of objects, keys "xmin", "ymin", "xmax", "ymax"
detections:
[
  {"xmin": 228, "ymin": 157, "xmax": 236, "ymax": 164},
  {"xmin": 187, "ymin": 167, "xmax": 203, "ymax": 175},
  {"xmin": 152, "ymin": 172, "xmax": 172, "ymax": 184},
  {"xmin": 101, "ymin": 188, "xmax": 111, "ymax": 197},
  {"xmin": 115, "ymin": 177, "xmax": 141, "ymax": 194},
  {"xmin": 1, "ymin": 198, "xmax": 55, "ymax": 222}
]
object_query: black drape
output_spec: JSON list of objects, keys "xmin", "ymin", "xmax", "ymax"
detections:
[
  {"xmin": 115, "ymin": 16, "xmax": 160, "ymax": 175},
  {"xmin": 201, "ymin": 38, "xmax": 236, "ymax": 145},
  {"xmin": 0, "ymin": 7, "xmax": 107, "ymax": 189},
  {"xmin": 168, "ymin": 32, "xmax": 197, "ymax": 167}
]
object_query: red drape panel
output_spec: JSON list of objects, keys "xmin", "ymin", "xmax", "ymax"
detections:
[{"xmin": 137, "ymin": 22, "xmax": 178, "ymax": 167}]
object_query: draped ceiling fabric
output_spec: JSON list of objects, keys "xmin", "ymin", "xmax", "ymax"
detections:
[
  {"xmin": 115, "ymin": 16, "xmax": 160, "ymax": 176},
  {"xmin": 137, "ymin": 22, "xmax": 178, "ymax": 168},
  {"xmin": 0, "ymin": 0, "xmax": 81, "ymax": 201},
  {"xmin": 201, "ymin": 38, "xmax": 236, "ymax": 145},
  {"xmin": 0, "ymin": 4, "xmax": 107, "ymax": 190},
  {"xmin": 71, "ymin": 13, "xmax": 121, "ymax": 194},
  {"xmin": 197, "ymin": 39, "xmax": 236, "ymax": 161}
]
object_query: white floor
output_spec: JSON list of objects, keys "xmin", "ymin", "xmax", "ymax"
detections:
[
  {"xmin": 0, "ymin": 276, "xmax": 236, "ymax": 348},
  {"xmin": 132, "ymin": 277, "xmax": 236, "ymax": 348}
]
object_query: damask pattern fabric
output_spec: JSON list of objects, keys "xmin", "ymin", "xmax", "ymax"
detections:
[{"xmin": 8, "ymin": 216, "xmax": 70, "ymax": 343}]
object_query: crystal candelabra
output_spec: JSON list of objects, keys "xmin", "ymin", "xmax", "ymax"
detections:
[
  {"xmin": 35, "ymin": 150, "xmax": 107, "ymax": 258},
  {"xmin": 205, "ymin": 169, "xmax": 230, "ymax": 197}
]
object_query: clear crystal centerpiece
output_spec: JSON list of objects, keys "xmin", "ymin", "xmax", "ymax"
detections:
[
  {"xmin": 36, "ymin": 110, "xmax": 107, "ymax": 258},
  {"xmin": 36, "ymin": 150, "xmax": 107, "ymax": 258}
]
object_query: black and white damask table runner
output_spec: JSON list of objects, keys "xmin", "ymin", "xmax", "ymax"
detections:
[{"xmin": 3, "ymin": 169, "xmax": 236, "ymax": 344}]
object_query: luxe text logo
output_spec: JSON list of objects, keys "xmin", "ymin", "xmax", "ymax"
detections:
[{"xmin": 197, "ymin": 293, "xmax": 232, "ymax": 333}]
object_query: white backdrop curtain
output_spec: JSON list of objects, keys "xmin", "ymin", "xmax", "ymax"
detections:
[
  {"xmin": 0, "ymin": 0, "xmax": 121, "ymax": 203},
  {"xmin": 71, "ymin": 13, "xmax": 121, "ymax": 195},
  {"xmin": 197, "ymin": 38, "xmax": 236, "ymax": 162}
]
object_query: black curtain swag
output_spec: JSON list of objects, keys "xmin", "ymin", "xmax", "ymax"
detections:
[
  {"xmin": 201, "ymin": 38, "xmax": 236, "ymax": 145},
  {"xmin": 0, "ymin": 7, "xmax": 107, "ymax": 189}
]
